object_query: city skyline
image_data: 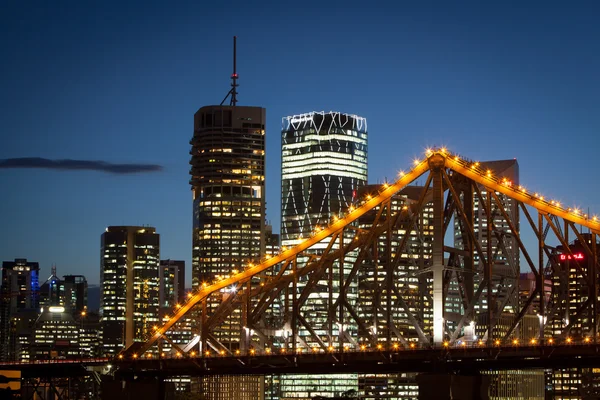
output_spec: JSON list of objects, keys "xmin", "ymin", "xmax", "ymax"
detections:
[{"xmin": 1, "ymin": 1, "xmax": 600, "ymax": 286}]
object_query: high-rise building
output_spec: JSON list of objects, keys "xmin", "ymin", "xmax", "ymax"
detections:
[
  {"xmin": 100, "ymin": 226, "xmax": 160, "ymax": 356},
  {"xmin": 450, "ymin": 159, "xmax": 520, "ymax": 338},
  {"xmin": 189, "ymin": 39, "xmax": 267, "ymax": 400},
  {"xmin": 190, "ymin": 105, "xmax": 266, "ymax": 289},
  {"xmin": 64, "ymin": 275, "xmax": 88, "ymax": 316},
  {"xmin": 356, "ymin": 184, "xmax": 434, "ymax": 341},
  {"xmin": 32, "ymin": 305, "xmax": 80, "ymax": 360},
  {"xmin": 548, "ymin": 234, "xmax": 600, "ymax": 398},
  {"xmin": 278, "ymin": 111, "xmax": 368, "ymax": 400},
  {"xmin": 1, "ymin": 258, "xmax": 40, "ymax": 361},
  {"xmin": 281, "ymin": 111, "xmax": 368, "ymax": 246},
  {"xmin": 159, "ymin": 260, "xmax": 185, "ymax": 308},
  {"xmin": 354, "ymin": 184, "xmax": 433, "ymax": 400},
  {"xmin": 39, "ymin": 270, "xmax": 88, "ymax": 317}
]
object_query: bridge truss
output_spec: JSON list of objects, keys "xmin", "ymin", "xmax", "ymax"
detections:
[{"xmin": 121, "ymin": 148, "xmax": 600, "ymax": 360}]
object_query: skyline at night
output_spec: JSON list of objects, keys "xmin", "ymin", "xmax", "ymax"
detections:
[{"xmin": 1, "ymin": 1, "xmax": 599, "ymax": 286}]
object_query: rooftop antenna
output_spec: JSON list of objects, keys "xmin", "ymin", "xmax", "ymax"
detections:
[{"xmin": 220, "ymin": 36, "xmax": 239, "ymax": 106}]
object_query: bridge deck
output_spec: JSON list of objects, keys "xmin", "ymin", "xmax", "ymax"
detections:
[{"xmin": 113, "ymin": 344, "xmax": 600, "ymax": 378}]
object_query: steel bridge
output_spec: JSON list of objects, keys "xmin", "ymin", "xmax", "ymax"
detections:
[{"xmin": 116, "ymin": 148, "xmax": 600, "ymax": 376}]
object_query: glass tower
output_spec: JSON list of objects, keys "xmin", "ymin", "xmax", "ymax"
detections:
[
  {"xmin": 281, "ymin": 111, "xmax": 368, "ymax": 245},
  {"xmin": 279, "ymin": 111, "xmax": 367, "ymax": 399},
  {"xmin": 100, "ymin": 226, "xmax": 160, "ymax": 356}
]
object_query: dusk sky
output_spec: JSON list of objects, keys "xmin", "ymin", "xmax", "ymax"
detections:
[{"xmin": 1, "ymin": 1, "xmax": 599, "ymax": 286}]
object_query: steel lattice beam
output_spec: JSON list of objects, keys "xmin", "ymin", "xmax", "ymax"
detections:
[{"xmin": 120, "ymin": 149, "xmax": 600, "ymax": 359}]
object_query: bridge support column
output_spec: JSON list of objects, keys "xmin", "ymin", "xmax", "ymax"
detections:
[
  {"xmin": 430, "ymin": 155, "xmax": 445, "ymax": 345},
  {"xmin": 417, "ymin": 373, "xmax": 490, "ymax": 400}
]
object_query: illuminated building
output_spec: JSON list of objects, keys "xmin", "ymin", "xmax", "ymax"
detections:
[
  {"xmin": 79, "ymin": 310, "xmax": 101, "ymax": 357},
  {"xmin": 190, "ymin": 105, "xmax": 266, "ymax": 288},
  {"xmin": 355, "ymin": 185, "xmax": 433, "ymax": 399},
  {"xmin": 518, "ymin": 272, "xmax": 551, "ymax": 316},
  {"xmin": 278, "ymin": 111, "xmax": 368, "ymax": 400},
  {"xmin": 281, "ymin": 111, "xmax": 367, "ymax": 245},
  {"xmin": 548, "ymin": 234, "xmax": 600, "ymax": 399},
  {"xmin": 357, "ymin": 184, "xmax": 433, "ymax": 340},
  {"xmin": 159, "ymin": 260, "xmax": 185, "ymax": 308},
  {"xmin": 189, "ymin": 40, "xmax": 267, "ymax": 400},
  {"xmin": 190, "ymin": 105, "xmax": 266, "ymax": 349},
  {"xmin": 39, "ymin": 268, "xmax": 88, "ymax": 316},
  {"xmin": 450, "ymin": 159, "xmax": 520, "ymax": 337},
  {"xmin": 100, "ymin": 226, "xmax": 160, "ymax": 356},
  {"xmin": 32, "ymin": 305, "xmax": 80, "ymax": 360},
  {"xmin": 1, "ymin": 258, "xmax": 40, "ymax": 361},
  {"xmin": 359, "ymin": 373, "xmax": 419, "ymax": 399}
]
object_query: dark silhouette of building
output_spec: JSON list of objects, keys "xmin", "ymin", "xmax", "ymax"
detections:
[
  {"xmin": 1, "ymin": 259, "xmax": 40, "ymax": 361},
  {"xmin": 64, "ymin": 275, "xmax": 88, "ymax": 315},
  {"xmin": 159, "ymin": 260, "xmax": 185, "ymax": 307}
]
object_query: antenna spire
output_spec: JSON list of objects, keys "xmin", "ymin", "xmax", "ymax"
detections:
[
  {"xmin": 231, "ymin": 36, "xmax": 238, "ymax": 106},
  {"xmin": 220, "ymin": 36, "xmax": 240, "ymax": 106}
]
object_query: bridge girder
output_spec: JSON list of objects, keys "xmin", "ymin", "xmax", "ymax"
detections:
[{"xmin": 121, "ymin": 149, "xmax": 600, "ymax": 359}]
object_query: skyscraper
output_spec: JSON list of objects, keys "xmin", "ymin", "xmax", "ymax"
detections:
[
  {"xmin": 188, "ymin": 37, "xmax": 268, "ymax": 400},
  {"xmin": 190, "ymin": 105, "xmax": 266, "ymax": 289},
  {"xmin": 451, "ymin": 159, "xmax": 520, "ymax": 338},
  {"xmin": 63, "ymin": 275, "xmax": 88, "ymax": 316},
  {"xmin": 278, "ymin": 111, "xmax": 368, "ymax": 399},
  {"xmin": 100, "ymin": 226, "xmax": 160, "ymax": 356},
  {"xmin": 1, "ymin": 258, "xmax": 40, "ymax": 361},
  {"xmin": 159, "ymin": 259, "xmax": 185, "ymax": 308},
  {"xmin": 281, "ymin": 111, "xmax": 368, "ymax": 246}
]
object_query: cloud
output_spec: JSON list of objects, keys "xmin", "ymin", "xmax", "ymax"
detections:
[{"xmin": 0, "ymin": 157, "xmax": 163, "ymax": 174}]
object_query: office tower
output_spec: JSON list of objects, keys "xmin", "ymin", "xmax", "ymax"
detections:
[
  {"xmin": 548, "ymin": 234, "xmax": 600, "ymax": 399},
  {"xmin": 281, "ymin": 111, "xmax": 367, "ymax": 332},
  {"xmin": 1, "ymin": 258, "xmax": 40, "ymax": 361},
  {"xmin": 39, "ymin": 266, "xmax": 62, "ymax": 309},
  {"xmin": 356, "ymin": 184, "xmax": 433, "ymax": 340},
  {"xmin": 64, "ymin": 275, "xmax": 88, "ymax": 315},
  {"xmin": 278, "ymin": 111, "xmax": 367, "ymax": 400},
  {"xmin": 189, "ymin": 38, "xmax": 267, "ymax": 400},
  {"xmin": 355, "ymin": 184, "xmax": 433, "ymax": 399},
  {"xmin": 450, "ymin": 159, "xmax": 520, "ymax": 338},
  {"xmin": 264, "ymin": 225, "xmax": 280, "ymax": 259},
  {"xmin": 190, "ymin": 105, "xmax": 266, "ymax": 353},
  {"xmin": 100, "ymin": 226, "xmax": 160, "ymax": 356},
  {"xmin": 519, "ymin": 272, "xmax": 551, "ymax": 316},
  {"xmin": 79, "ymin": 311, "xmax": 101, "ymax": 357},
  {"xmin": 281, "ymin": 111, "xmax": 368, "ymax": 246},
  {"xmin": 32, "ymin": 305, "xmax": 80, "ymax": 360},
  {"xmin": 8, "ymin": 310, "xmax": 38, "ymax": 362},
  {"xmin": 40, "ymin": 270, "xmax": 88, "ymax": 316},
  {"xmin": 159, "ymin": 260, "xmax": 185, "ymax": 308},
  {"xmin": 190, "ymin": 105, "xmax": 266, "ymax": 288}
]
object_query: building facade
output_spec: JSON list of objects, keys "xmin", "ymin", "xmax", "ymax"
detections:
[
  {"xmin": 278, "ymin": 111, "xmax": 368, "ymax": 400},
  {"xmin": 159, "ymin": 260, "xmax": 185, "ymax": 308},
  {"xmin": 190, "ymin": 105, "xmax": 266, "ymax": 289},
  {"xmin": 449, "ymin": 160, "xmax": 520, "ymax": 339},
  {"xmin": 0, "ymin": 258, "xmax": 40, "ymax": 361},
  {"xmin": 190, "ymin": 104, "xmax": 267, "ymax": 400},
  {"xmin": 100, "ymin": 226, "xmax": 160, "ymax": 356}
]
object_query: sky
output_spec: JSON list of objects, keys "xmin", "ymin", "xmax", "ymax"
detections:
[{"xmin": 1, "ymin": 1, "xmax": 599, "ymax": 287}]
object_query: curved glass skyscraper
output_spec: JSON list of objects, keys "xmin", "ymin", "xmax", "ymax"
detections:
[{"xmin": 281, "ymin": 111, "xmax": 368, "ymax": 246}]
